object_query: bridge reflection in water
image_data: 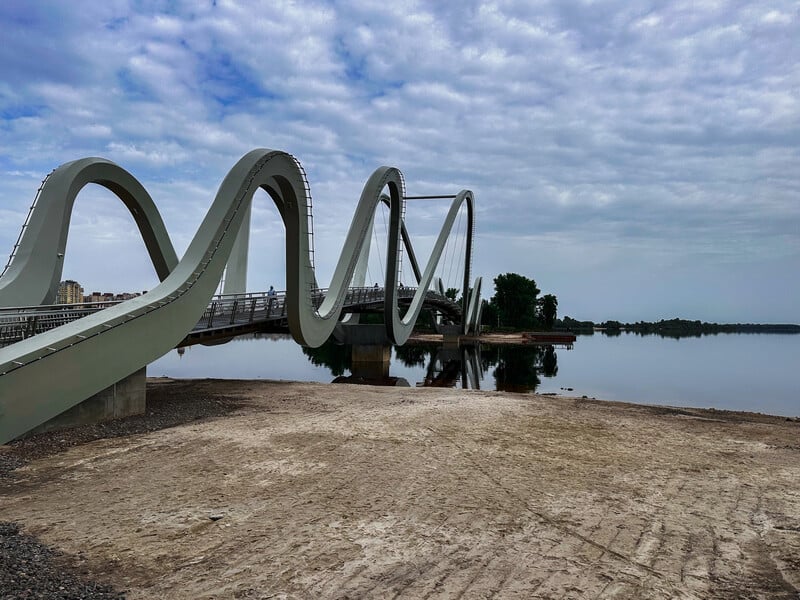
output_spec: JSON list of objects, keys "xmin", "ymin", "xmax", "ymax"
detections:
[{"xmin": 302, "ymin": 340, "xmax": 561, "ymax": 393}]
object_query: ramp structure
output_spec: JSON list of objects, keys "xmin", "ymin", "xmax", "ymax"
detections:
[{"xmin": 0, "ymin": 150, "xmax": 481, "ymax": 442}]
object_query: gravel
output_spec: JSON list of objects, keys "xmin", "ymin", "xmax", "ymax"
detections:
[
  {"xmin": 0, "ymin": 378, "xmax": 245, "ymax": 599},
  {"xmin": 0, "ymin": 522, "xmax": 124, "ymax": 599}
]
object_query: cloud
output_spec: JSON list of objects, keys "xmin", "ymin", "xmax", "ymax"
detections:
[{"xmin": 0, "ymin": 0, "xmax": 798, "ymax": 321}]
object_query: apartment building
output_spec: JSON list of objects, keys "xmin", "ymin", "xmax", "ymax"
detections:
[{"xmin": 56, "ymin": 280, "xmax": 84, "ymax": 304}]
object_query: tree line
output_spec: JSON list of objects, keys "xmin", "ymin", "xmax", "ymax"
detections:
[
  {"xmin": 560, "ymin": 316, "xmax": 800, "ymax": 338},
  {"xmin": 474, "ymin": 272, "xmax": 799, "ymax": 336},
  {"xmin": 481, "ymin": 272, "xmax": 559, "ymax": 331}
]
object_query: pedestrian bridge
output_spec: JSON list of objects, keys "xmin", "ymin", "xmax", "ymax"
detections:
[
  {"xmin": 0, "ymin": 149, "xmax": 481, "ymax": 442},
  {"xmin": 0, "ymin": 286, "xmax": 463, "ymax": 348}
]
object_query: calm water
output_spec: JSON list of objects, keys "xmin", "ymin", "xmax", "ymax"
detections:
[{"xmin": 149, "ymin": 333, "xmax": 799, "ymax": 417}]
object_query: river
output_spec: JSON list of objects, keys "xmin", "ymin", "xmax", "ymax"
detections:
[{"xmin": 149, "ymin": 332, "xmax": 799, "ymax": 417}]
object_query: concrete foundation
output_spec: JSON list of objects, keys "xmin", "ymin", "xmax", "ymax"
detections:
[
  {"xmin": 440, "ymin": 324, "xmax": 461, "ymax": 346},
  {"xmin": 28, "ymin": 367, "xmax": 147, "ymax": 435},
  {"xmin": 351, "ymin": 345, "xmax": 391, "ymax": 379},
  {"xmin": 351, "ymin": 344, "xmax": 391, "ymax": 364}
]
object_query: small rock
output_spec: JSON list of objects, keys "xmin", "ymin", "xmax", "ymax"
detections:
[{"xmin": 209, "ymin": 513, "xmax": 224, "ymax": 521}]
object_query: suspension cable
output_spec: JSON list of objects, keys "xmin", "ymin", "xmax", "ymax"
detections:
[
  {"xmin": 446, "ymin": 205, "xmax": 463, "ymax": 292},
  {"xmin": 440, "ymin": 205, "xmax": 455, "ymax": 291},
  {"xmin": 381, "ymin": 201, "xmax": 388, "ymax": 283},
  {"xmin": 372, "ymin": 207, "xmax": 384, "ymax": 286},
  {"xmin": 454, "ymin": 205, "xmax": 466, "ymax": 298}
]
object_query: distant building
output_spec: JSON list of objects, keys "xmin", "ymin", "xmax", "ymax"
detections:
[
  {"xmin": 83, "ymin": 290, "xmax": 144, "ymax": 303},
  {"xmin": 114, "ymin": 292, "xmax": 143, "ymax": 301},
  {"xmin": 57, "ymin": 280, "xmax": 84, "ymax": 304}
]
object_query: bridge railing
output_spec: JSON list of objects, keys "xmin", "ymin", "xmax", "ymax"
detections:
[
  {"xmin": 196, "ymin": 286, "xmax": 422, "ymax": 330},
  {"xmin": 199, "ymin": 291, "xmax": 289, "ymax": 329},
  {"xmin": 0, "ymin": 286, "xmax": 447, "ymax": 345},
  {"xmin": 0, "ymin": 301, "xmax": 124, "ymax": 345}
]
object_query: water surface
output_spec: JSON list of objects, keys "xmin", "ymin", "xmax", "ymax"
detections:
[{"xmin": 149, "ymin": 333, "xmax": 799, "ymax": 417}]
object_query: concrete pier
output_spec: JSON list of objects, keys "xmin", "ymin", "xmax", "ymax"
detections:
[
  {"xmin": 351, "ymin": 344, "xmax": 391, "ymax": 379},
  {"xmin": 334, "ymin": 323, "xmax": 393, "ymax": 380},
  {"xmin": 28, "ymin": 367, "xmax": 147, "ymax": 435}
]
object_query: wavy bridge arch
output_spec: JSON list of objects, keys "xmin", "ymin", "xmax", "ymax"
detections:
[
  {"xmin": 0, "ymin": 149, "xmax": 481, "ymax": 442},
  {"xmin": 0, "ymin": 158, "xmax": 178, "ymax": 307}
]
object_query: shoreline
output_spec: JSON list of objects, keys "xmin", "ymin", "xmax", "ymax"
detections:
[
  {"xmin": 408, "ymin": 331, "xmax": 576, "ymax": 346},
  {"xmin": 2, "ymin": 379, "xmax": 798, "ymax": 598},
  {"xmin": 163, "ymin": 375, "xmax": 800, "ymax": 421}
]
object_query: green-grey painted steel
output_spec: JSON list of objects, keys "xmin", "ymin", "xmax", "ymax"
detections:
[
  {"xmin": 0, "ymin": 149, "xmax": 479, "ymax": 443},
  {"xmin": 221, "ymin": 203, "xmax": 252, "ymax": 295},
  {"xmin": 0, "ymin": 158, "xmax": 178, "ymax": 307}
]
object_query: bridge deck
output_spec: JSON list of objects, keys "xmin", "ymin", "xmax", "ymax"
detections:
[{"xmin": 0, "ymin": 287, "xmax": 460, "ymax": 348}]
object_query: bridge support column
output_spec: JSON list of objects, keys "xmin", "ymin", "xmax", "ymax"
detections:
[
  {"xmin": 351, "ymin": 344, "xmax": 391, "ymax": 379},
  {"xmin": 440, "ymin": 324, "xmax": 461, "ymax": 346},
  {"xmin": 334, "ymin": 323, "xmax": 392, "ymax": 380},
  {"xmin": 27, "ymin": 367, "xmax": 147, "ymax": 436}
]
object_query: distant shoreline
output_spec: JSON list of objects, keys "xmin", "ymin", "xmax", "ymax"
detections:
[
  {"xmin": 591, "ymin": 324, "xmax": 799, "ymax": 333},
  {"xmin": 412, "ymin": 324, "xmax": 799, "ymax": 342},
  {"xmin": 559, "ymin": 317, "xmax": 800, "ymax": 337}
]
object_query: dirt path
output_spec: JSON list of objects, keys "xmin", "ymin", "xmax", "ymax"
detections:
[{"xmin": 1, "ymin": 379, "xmax": 799, "ymax": 598}]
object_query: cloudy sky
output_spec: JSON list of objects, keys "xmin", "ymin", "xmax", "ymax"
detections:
[{"xmin": 0, "ymin": 0, "xmax": 797, "ymax": 323}]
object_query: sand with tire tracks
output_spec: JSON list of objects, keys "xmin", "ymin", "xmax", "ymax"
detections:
[{"xmin": 1, "ymin": 378, "xmax": 799, "ymax": 599}]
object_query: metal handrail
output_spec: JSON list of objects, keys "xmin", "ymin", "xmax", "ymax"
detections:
[
  {"xmin": 0, "ymin": 285, "xmax": 452, "ymax": 345},
  {"xmin": 1, "ymin": 169, "xmax": 56, "ymax": 278}
]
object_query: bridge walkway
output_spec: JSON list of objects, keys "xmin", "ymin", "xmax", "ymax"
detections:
[{"xmin": 0, "ymin": 286, "xmax": 459, "ymax": 348}]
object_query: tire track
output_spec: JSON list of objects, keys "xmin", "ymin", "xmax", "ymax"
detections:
[{"xmin": 424, "ymin": 425, "xmax": 699, "ymax": 598}]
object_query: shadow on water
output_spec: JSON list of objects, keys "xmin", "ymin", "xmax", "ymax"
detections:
[{"xmin": 301, "ymin": 340, "xmax": 560, "ymax": 392}]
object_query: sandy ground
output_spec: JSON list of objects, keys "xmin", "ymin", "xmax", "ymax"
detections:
[{"xmin": 1, "ymin": 379, "xmax": 799, "ymax": 599}]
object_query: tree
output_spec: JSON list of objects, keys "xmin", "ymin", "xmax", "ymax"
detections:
[
  {"xmin": 444, "ymin": 287, "xmax": 458, "ymax": 301},
  {"xmin": 539, "ymin": 294, "xmax": 558, "ymax": 330},
  {"xmin": 490, "ymin": 273, "xmax": 540, "ymax": 330},
  {"xmin": 481, "ymin": 298, "xmax": 497, "ymax": 329}
]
